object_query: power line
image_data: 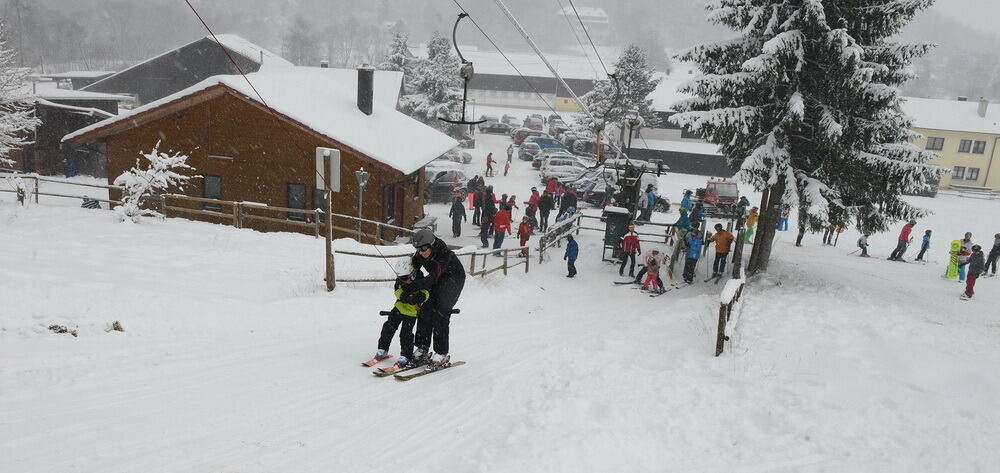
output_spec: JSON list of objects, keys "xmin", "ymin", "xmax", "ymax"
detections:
[
  {"xmin": 554, "ymin": 0, "xmax": 599, "ymax": 79},
  {"xmin": 183, "ymin": 0, "xmax": 271, "ymax": 109},
  {"xmin": 567, "ymin": 0, "xmax": 609, "ymax": 77},
  {"xmin": 450, "ymin": 0, "xmax": 561, "ymax": 117}
]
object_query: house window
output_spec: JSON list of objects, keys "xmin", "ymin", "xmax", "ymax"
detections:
[
  {"xmin": 925, "ymin": 137, "xmax": 945, "ymax": 151},
  {"xmin": 681, "ymin": 126, "xmax": 699, "ymax": 139},
  {"xmin": 287, "ymin": 183, "xmax": 307, "ymax": 221},
  {"xmin": 967, "ymin": 167, "xmax": 980, "ymax": 181},
  {"xmin": 958, "ymin": 139, "xmax": 973, "ymax": 153},
  {"xmin": 952, "ymin": 166, "xmax": 966, "ymax": 180},
  {"xmin": 973, "ymin": 140, "xmax": 987, "ymax": 154},
  {"xmin": 313, "ymin": 186, "xmax": 327, "ymax": 222},
  {"xmin": 203, "ymin": 174, "xmax": 222, "ymax": 212}
]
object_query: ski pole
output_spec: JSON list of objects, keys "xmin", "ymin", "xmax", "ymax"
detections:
[{"xmin": 846, "ymin": 249, "xmax": 860, "ymax": 256}]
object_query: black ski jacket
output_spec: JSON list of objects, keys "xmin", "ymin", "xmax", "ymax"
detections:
[{"xmin": 411, "ymin": 238, "xmax": 466, "ymax": 310}]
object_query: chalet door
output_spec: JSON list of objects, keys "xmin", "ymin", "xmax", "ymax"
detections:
[{"xmin": 394, "ymin": 185, "xmax": 405, "ymax": 228}]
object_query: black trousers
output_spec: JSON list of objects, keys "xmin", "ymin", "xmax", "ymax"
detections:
[
  {"xmin": 452, "ymin": 217, "xmax": 462, "ymax": 237},
  {"xmin": 916, "ymin": 245, "xmax": 929, "ymax": 261},
  {"xmin": 480, "ymin": 220, "xmax": 492, "ymax": 247},
  {"xmin": 539, "ymin": 211, "xmax": 550, "ymax": 232},
  {"xmin": 377, "ymin": 309, "xmax": 417, "ymax": 358},
  {"xmin": 415, "ymin": 304, "xmax": 454, "ymax": 355},
  {"xmin": 473, "ymin": 207, "xmax": 481, "ymax": 225},
  {"xmin": 567, "ymin": 258, "xmax": 577, "ymax": 276},
  {"xmin": 889, "ymin": 240, "xmax": 908, "ymax": 260},
  {"xmin": 986, "ymin": 252, "xmax": 999, "ymax": 274},
  {"xmin": 683, "ymin": 257, "xmax": 698, "ymax": 282},
  {"xmin": 713, "ymin": 252, "xmax": 728, "ymax": 275},
  {"xmin": 796, "ymin": 227, "xmax": 805, "ymax": 246},
  {"xmin": 619, "ymin": 252, "xmax": 636, "ymax": 276}
]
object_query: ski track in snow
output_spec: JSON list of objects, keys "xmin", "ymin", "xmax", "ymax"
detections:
[{"xmin": 3, "ymin": 132, "xmax": 1000, "ymax": 472}]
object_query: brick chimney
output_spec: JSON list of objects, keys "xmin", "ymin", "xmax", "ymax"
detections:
[
  {"xmin": 320, "ymin": 60, "xmax": 329, "ymax": 68},
  {"xmin": 357, "ymin": 64, "xmax": 374, "ymax": 116},
  {"xmin": 978, "ymin": 97, "xmax": 989, "ymax": 117}
]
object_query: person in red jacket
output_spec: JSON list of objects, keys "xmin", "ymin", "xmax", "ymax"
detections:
[
  {"xmin": 486, "ymin": 152, "xmax": 495, "ymax": 177},
  {"xmin": 516, "ymin": 216, "xmax": 533, "ymax": 256},
  {"xmin": 619, "ymin": 224, "xmax": 641, "ymax": 277},
  {"xmin": 524, "ymin": 187, "xmax": 540, "ymax": 229},
  {"xmin": 493, "ymin": 206, "xmax": 512, "ymax": 250},
  {"xmin": 545, "ymin": 177, "xmax": 559, "ymax": 194},
  {"xmin": 888, "ymin": 219, "xmax": 917, "ymax": 261}
]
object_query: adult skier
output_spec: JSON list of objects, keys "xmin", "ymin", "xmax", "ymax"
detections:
[
  {"xmin": 558, "ymin": 187, "xmax": 578, "ymax": 220},
  {"xmin": 707, "ymin": 223, "xmax": 734, "ymax": 277},
  {"xmin": 538, "ymin": 191, "xmax": 554, "ymax": 232},
  {"xmin": 486, "ymin": 152, "xmax": 495, "ymax": 177},
  {"xmin": 887, "ymin": 220, "xmax": 916, "ymax": 261},
  {"xmin": 493, "ymin": 204, "xmax": 512, "ymax": 250},
  {"xmin": 409, "ymin": 229, "xmax": 466, "ymax": 367},
  {"xmin": 448, "ymin": 197, "xmax": 466, "ymax": 238},
  {"xmin": 986, "ymin": 233, "xmax": 1000, "ymax": 277},
  {"xmin": 370, "ymin": 259, "xmax": 430, "ymax": 372},
  {"xmin": 524, "ymin": 187, "xmax": 540, "ymax": 227},
  {"xmin": 619, "ymin": 224, "xmax": 641, "ymax": 278},
  {"xmin": 506, "ymin": 144, "xmax": 514, "ymax": 163},
  {"xmin": 680, "ymin": 190, "xmax": 694, "ymax": 212}
]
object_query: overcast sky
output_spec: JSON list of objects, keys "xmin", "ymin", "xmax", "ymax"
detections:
[{"xmin": 933, "ymin": 0, "xmax": 1000, "ymax": 35}]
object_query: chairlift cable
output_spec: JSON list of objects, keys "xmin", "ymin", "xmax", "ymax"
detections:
[{"xmin": 567, "ymin": 0, "xmax": 610, "ymax": 77}]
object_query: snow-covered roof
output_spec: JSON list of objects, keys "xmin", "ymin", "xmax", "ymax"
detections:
[
  {"xmin": 634, "ymin": 139, "xmax": 722, "ymax": 156},
  {"xmin": 64, "ymin": 67, "xmax": 457, "ymax": 175},
  {"xmin": 39, "ymin": 71, "xmax": 115, "ymax": 79},
  {"xmin": 211, "ymin": 34, "xmax": 293, "ymax": 68},
  {"xmin": 36, "ymin": 99, "xmax": 115, "ymax": 119},
  {"xmin": 29, "ymin": 82, "xmax": 132, "ymax": 101},
  {"xmin": 900, "ymin": 97, "xmax": 1000, "ymax": 135}
]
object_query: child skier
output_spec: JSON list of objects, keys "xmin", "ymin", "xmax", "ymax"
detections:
[
  {"xmin": 857, "ymin": 234, "xmax": 870, "ymax": 257},
  {"xmin": 961, "ymin": 245, "xmax": 985, "ymax": 300},
  {"xmin": 642, "ymin": 250, "xmax": 663, "ymax": 292},
  {"xmin": 914, "ymin": 229, "xmax": 932, "ymax": 261},
  {"xmin": 371, "ymin": 260, "xmax": 430, "ymax": 372},
  {"xmin": 504, "ymin": 161, "xmax": 510, "ymax": 176},
  {"xmin": 958, "ymin": 232, "xmax": 974, "ymax": 282},
  {"xmin": 516, "ymin": 216, "xmax": 533, "ymax": 257},
  {"xmin": 683, "ymin": 229, "xmax": 704, "ymax": 284},
  {"xmin": 744, "ymin": 207, "xmax": 759, "ymax": 244},
  {"xmin": 564, "ymin": 235, "xmax": 579, "ymax": 277}
]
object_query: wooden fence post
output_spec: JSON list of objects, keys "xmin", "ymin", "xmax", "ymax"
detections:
[
  {"xmin": 503, "ymin": 251, "xmax": 508, "ymax": 276},
  {"xmin": 32, "ymin": 177, "xmax": 39, "ymax": 203},
  {"xmin": 525, "ymin": 247, "xmax": 530, "ymax": 273},
  {"xmin": 469, "ymin": 253, "xmax": 476, "ymax": 275},
  {"xmin": 538, "ymin": 234, "xmax": 545, "ymax": 264},
  {"xmin": 231, "ymin": 202, "xmax": 240, "ymax": 227},
  {"xmin": 715, "ymin": 303, "xmax": 729, "ymax": 356},
  {"xmin": 159, "ymin": 195, "xmax": 167, "ymax": 217}
]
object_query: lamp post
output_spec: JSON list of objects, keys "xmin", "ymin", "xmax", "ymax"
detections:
[
  {"xmin": 625, "ymin": 108, "xmax": 642, "ymax": 157},
  {"xmin": 355, "ymin": 168, "xmax": 370, "ymax": 242}
]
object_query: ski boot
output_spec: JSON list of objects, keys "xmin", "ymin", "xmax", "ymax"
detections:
[
  {"xmin": 429, "ymin": 353, "xmax": 450, "ymax": 369},
  {"xmin": 412, "ymin": 346, "xmax": 431, "ymax": 366}
]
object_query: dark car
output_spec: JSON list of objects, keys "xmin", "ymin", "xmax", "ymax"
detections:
[
  {"xmin": 479, "ymin": 122, "xmax": 513, "ymax": 134},
  {"xmin": 514, "ymin": 129, "xmax": 549, "ymax": 145},
  {"xmin": 424, "ymin": 169, "xmax": 469, "ymax": 203},
  {"xmin": 524, "ymin": 135, "xmax": 567, "ymax": 151},
  {"xmin": 518, "ymin": 142, "xmax": 542, "ymax": 161}
]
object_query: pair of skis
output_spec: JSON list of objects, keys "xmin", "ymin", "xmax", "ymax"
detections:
[{"xmin": 362, "ymin": 355, "xmax": 465, "ymax": 381}]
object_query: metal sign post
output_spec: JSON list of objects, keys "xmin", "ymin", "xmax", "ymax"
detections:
[
  {"xmin": 317, "ymin": 147, "xmax": 341, "ymax": 291},
  {"xmin": 355, "ymin": 168, "xmax": 370, "ymax": 242}
]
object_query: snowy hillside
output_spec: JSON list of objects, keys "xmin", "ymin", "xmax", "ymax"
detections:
[{"xmin": 3, "ymin": 162, "xmax": 1000, "ymax": 471}]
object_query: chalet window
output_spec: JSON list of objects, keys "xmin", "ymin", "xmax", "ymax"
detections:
[
  {"xmin": 287, "ymin": 183, "xmax": 307, "ymax": 221},
  {"xmin": 312, "ymin": 186, "xmax": 326, "ymax": 223},
  {"xmin": 925, "ymin": 137, "xmax": 945, "ymax": 151},
  {"xmin": 680, "ymin": 126, "xmax": 699, "ymax": 139},
  {"xmin": 973, "ymin": 140, "xmax": 987, "ymax": 154},
  {"xmin": 383, "ymin": 185, "xmax": 396, "ymax": 225},
  {"xmin": 958, "ymin": 139, "xmax": 973, "ymax": 153},
  {"xmin": 203, "ymin": 175, "xmax": 222, "ymax": 212},
  {"xmin": 952, "ymin": 166, "xmax": 966, "ymax": 180},
  {"xmin": 967, "ymin": 167, "xmax": 980, "ymax": 181}
]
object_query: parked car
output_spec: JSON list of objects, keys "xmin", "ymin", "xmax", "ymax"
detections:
[
  {"xmin": 502, "ymin": 114, "xmax": 519, "ymax": 126},
  {"xmin": 522, "ymin": 116, "xmax": 544, "ymax": 131},
  {"xmin": 548, "ymin": 121, "xmax": 570, "ymax": 139},
  {"xmin": 548, "ymin": 114, "xmax": 563, "ymax": 123},
  {"xmin": 518, "ymin": 142, "xmax": 542, "ymax": 161},
  {"xmin": 533, "ymin": 149, "xmax": 575, "ymax": 168},
  {"xmin": 479, "ymin": 121, "xmax": 513, "ymax": 134},
  {"xmin": 479, "ymin": 114, "xmax": 499, "ymax": 124},
  {"xmin": 540, "ymin": 159, "xmax": 588, "ymax": 184},
  {"xmin": 523, "ymin": 135, "xmax": 567, "ymax": 151},
  {"xmin": 513, "ymin": 128, "xmax": 548, "ymax": 145},
  {"xmin": 441, "ymin": 148, "xmax": 473, "ymax": 164},
  {"xmin": 572, "ymin": 139, "xmax": 622, "ymax": 160},
  {"xmin": 560, "ymin": 132, "xmax": 589, "ymax": 151},
  {"xmin": 425, "ymin": 169, "xmax": 469, "ymax": 203}
]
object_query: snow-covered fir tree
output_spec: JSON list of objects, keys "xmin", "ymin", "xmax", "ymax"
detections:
[
  {"xmin": 0, "ymin": 22, "xmax": 40, "ymax": 168},
  {"xmin": 576, "ymin": 44, "xmax": 662, "ymax": 143},
  {"xmin": 398, "ymin": 31, "xmax": 467, "ymax": 139},
  {"xmin": 113, "ymin": 142, "xmax": 193, "ymax": 223},
  {"xmin": 378, "ymin": 32, "xmax": 409, "ymax": 73},
  {"xmin": 672, "ymin": 0, "xmax": 941, "ymax": 273}
]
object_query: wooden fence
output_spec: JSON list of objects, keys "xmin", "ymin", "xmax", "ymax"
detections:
[
  {"xmin": 578, "ymin": 214, "xmax": 677, "ymax": 246},
  {"xmin": 333, "ymin": 245, "xmax": 529, "ymax": 283},
  {"xmin": 537, "ymin": 212, "xmax": 583, "ymax": 263},
  {"xmin": 715, "ymin": 268, "xmax": 746, "ymax": 357},
  {"xmin": 0, "ymin": 173, "xmax": 123, "ymax": 206}
]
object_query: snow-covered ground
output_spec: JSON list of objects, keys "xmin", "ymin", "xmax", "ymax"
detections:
[{"xmin": 3, "ymin": 134, "xmax": 1000, "ymax": 472}]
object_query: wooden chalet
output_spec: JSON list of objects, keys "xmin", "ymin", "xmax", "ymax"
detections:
[
  {"xmin": 81, "ymin": 34, "xmax": 293, "ymax": 105},
  {"xmin": 63, "ymin": 66, "xmax": 457, "ymax": 237}
]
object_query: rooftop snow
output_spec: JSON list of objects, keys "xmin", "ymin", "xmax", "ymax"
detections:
[
  {"xmin": 901, "ymin": 97, "xmax": 1000, "ymax": 135},
  {"xmin": 211, "ymin": 34, "xmax": 293, "ymax": 68},
  {"xmin": 39, "ymin": 71, "xmax": 115, "ymax": 79},
  {"xmin": 634, "ymin": 139, "xmax": 721, "ymax": 156},
  {"xmin": 64, "ymin": 67, "xmax": 457, "ymax": 175},
  {"xmin": 29, "ymin": 82, "xmax": 132, "ymax": 102}
]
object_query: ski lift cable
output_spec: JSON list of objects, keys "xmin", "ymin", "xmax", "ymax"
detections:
[
  {"xmin": 491, "ymin": 0, "xmax": 596, "ymax": 121},
  {"xmin": 554, "ymin": 0, "xmax": 600, "ymax": 79},
  {"xmin": 567, "ymin": 0, "xmax": 610, "ymax": 77},
  {"xmin": 450, "ymin": 0, "xmax": 562, "ymax": 118}
]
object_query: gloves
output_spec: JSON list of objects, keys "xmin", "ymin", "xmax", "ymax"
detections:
[{"xmin": 402, "ymin": 291, "xmax": 424, "ymax": 305}]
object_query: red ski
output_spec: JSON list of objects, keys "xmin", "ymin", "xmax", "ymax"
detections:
[{"xmin": 361, "ymin": 354, "xmax": 393, "ymax": 367}]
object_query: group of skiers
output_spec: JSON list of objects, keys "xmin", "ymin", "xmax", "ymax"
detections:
[{"xmin": 371, "ymin": 229, "xmax": 466, "ymax": 373}]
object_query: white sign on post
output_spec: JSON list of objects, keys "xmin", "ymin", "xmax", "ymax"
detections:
[{"xmin": 315, "ymin": 147, "xmax": 341, "ymax": 192}]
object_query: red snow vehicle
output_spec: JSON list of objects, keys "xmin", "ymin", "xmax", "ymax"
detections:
[{"xmin": 696, "ymin": 179, "xmax": 740, "ymax": 218}]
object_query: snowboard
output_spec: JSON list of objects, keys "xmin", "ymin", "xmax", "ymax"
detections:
[{"xmin": 946, "ymin": 240, "xmax": 961, "ymax": 279}]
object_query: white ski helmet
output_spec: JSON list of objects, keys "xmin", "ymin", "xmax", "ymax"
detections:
[{"xmin": 393, "ymin": 259, "xmax": 413, "ymax": 278}]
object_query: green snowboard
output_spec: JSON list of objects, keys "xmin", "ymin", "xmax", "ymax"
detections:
[{"xmin": 946, "ymin": 240, "xmax": 961, "ymax": 279}]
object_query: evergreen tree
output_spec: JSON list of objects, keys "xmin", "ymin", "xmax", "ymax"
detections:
[
  {"xmin": 398, "ymin": 31, "xmax": 466, "ymax": 139},
  {"xmin": 672, "ymin": 0, "xmax": 941, "ymax": 273},
  {"xmin": 576, "ymin": 44, "xmax": 661, "ymax": 144},
  {"xmin": 378, "ymin": 32, "xmax": 410, "ymax": 73},
  {"xmin": 0, "ymin": 22, "xmax": 40, "ymax": 168}
]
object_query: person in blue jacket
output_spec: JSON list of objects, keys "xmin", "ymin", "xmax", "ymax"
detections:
[
  {"xmin": 564, "ymin": 235, "xmax": 579, "ymax": 277},
  {"xmin": 914, "ymin": 229, "xmax": 932, "ymax": 262},
  {"xmin": 683, "ymin": 230, "xmax": 704, "ymax": 284},
  {"xmin": 680, "ymin": 190, "xmax": 693, "ymax": 212}
]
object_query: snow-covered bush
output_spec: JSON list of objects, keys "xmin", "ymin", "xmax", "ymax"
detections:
[
  {"xmin": 113, "ymin": 142, "xmax": 193, "ymax": 223},
  {"xmin": 397, "ymin": 31, "xmax": 467, "ymax": 139},
  {"xmin": 0, "ymin": 23, "xmax": 41, "ymax": 167}
]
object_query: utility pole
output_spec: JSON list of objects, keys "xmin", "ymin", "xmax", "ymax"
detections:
[{"xmin": 317, "ymin": 148, "xmax": 341, "ymax": 291}]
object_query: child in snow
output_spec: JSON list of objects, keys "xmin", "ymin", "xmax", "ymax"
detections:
[
  {"xmin": 642, "ymin": 251, "xmax": 663, "ymax": 292},
  {"xmin": 914, "ymin": 229, "xmax": 932, "ymax": 262},
  {"xmin": 776, "ymin": 205, "xmax": 790, "ymax": 231},
  {"xmin": 962, "ymin": 245, "xmax": 986, "ymax": 300},
  {"xmin": 744, "ymin": 207, "xmax": 759, "ymax": 244},
  {"xmin": 958, "ymin": 232, "xmax": 974, "ymax": 282},
  {"xmin": 448, "ymin": 197, "xmax": 466, "ymax": 238},
  {"xmin": 683, "ymin": 230, "xmax": 704, "ymax": 284},
  {"xmin": 857, "ymin": 234, "xmax": 870, "ymax": 257},
  {"xmin": 564, "ymin": 235, "xmax": 579, "ymax": 277},
  {"xmin": 516, "ymin": 216, "xmax": 532, "ymax": 256},
  {"xmin": 374, "ymin": 260, "xmax": 430, "ymax": 370},
  {"xmin": 504, "ymin": 161, "xmax": 510, "ymax": 176}
]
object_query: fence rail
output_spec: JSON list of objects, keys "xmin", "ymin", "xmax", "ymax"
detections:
[
  {"xmin": 578, "ymin": 214, "xmax": 677, "ymax": 245},
  {"xmin": 537, "ymin": 212, "xmax": 583, "ymax": 263},
  {"xmin": 333, "ymin": 245, "xmax": 530, "ymax": 283},
  {"xmin": 1, "ymin": 172, "xmax": 124, "ymax": 205}
]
